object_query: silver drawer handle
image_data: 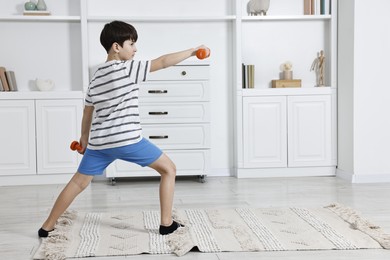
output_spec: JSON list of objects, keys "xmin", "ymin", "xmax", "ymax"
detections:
[
  {"xmin": 149, "ymin": 135, "xmax": 168, "ymax": 139},
  {"xmin": 149, "ymin": 112, "xmax": 168, "ymax": 115},
  {"xmin": 148, "ymin": 90, "xmax": 168, "ymax": 94}
]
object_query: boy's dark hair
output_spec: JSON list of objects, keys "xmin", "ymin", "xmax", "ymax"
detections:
[{"xmin": 100, "ymin": 21, "xmax": 138, "ymax": 53}]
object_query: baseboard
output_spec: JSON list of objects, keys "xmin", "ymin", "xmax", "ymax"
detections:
[
  {"xmin": 236, "ymin": 166, "xmax": 336, "ymax": 178},
  {"xmin": 335, "ymin": 168, "xmax": 354, "ymax": 182},
  {"xmin": 337, "ymin": 169, "xmax": 390, "ymax": 183}
]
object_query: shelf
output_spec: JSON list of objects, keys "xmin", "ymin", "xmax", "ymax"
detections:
[
  {"xmin": 87, "ymin": 15, "xmax": 236, "ymax": 22},
  {"xmin": 239, "ymin": 87, "xmax": 333, "ymax": 97},
  {"xmin": 242, "ymin": 15, "xmax": 331, "ymax": 21},
  {"xmin": 0, "ymin": 91, "xmax": 84, "ymax": 100},
  {"xmin": 0, "ymin": 15, "xmax": 81, "ymax": 22}
]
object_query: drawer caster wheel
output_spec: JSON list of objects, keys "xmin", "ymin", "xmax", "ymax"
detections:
[
  {"xmin": 198, "ymin": 175, "xmax": 206, "ymax": 183},
  {"xmin": 110, "ymin": 178, "xmax": 116, "ymax": 186}
]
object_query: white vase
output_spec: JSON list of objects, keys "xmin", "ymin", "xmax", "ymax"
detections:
[
  {"xmin": 248, "ymin": 0, "xmax": 270, "ymax": 16},
  {"xmin": 36, "ymin": 0, "xmax": 47, "ymax": 11}
]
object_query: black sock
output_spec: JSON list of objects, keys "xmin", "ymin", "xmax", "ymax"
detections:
[
  {"xmin": 159, "ymin": 220, "xmax": 183, "ymax": 235},
  {"xmin": 38, "ymin": 228, "xmax": 54, "ymax": 238}
]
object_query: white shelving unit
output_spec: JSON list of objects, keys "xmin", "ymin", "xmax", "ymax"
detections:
[
  {"xmin": 234, "ymin": 0, "xmax": 338, "ymax": 178},
  {"xmin": 0, "ymin": 0, "xmax": 84, "ymax": 185}
]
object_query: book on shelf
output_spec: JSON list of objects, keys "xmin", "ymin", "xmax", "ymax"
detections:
[
  {"xmin": 5, "ymin": 71, "xmax": 18, "ymax": 91},
  {"xmin": 305, "ymin": 0, "xmax": 330, "ymax": 15},
  {"xmin": 248, "ymin": 65, "xmax": 255, "ymax": 88},
  {"xmin": 311, "ymin": 0, "xmax": 316, "ymax": 15},
  {"xmin": 0, "ymin": 67, "xmax": 10, "ymax": 91},
  {"xmin": 242, "ymin": 64, "xmax": 255, "ymax": 89},
  {"xmin": 304, "ymin": 0, "xmax": 311, "ymax": 15},
  {"xmin": 320, "ymin": 0, "xmax": 326, "ymax": 15},
  {"xmin": 320, "ymin": 0, "xmax": 331, "ymax": 15},
  {"xmin": 0, "ymin": 67, "xmax": 18, "ymax": 92},
  {"xmin": 242, "ymin": 64, "xmax": 246, "ymax": 89}
]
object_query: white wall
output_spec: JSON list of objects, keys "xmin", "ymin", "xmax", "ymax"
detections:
[
  {"xmin": 337, "ymin": 0, "xmax": 390, "ymax": 182},
  {"xmin": 337, "ymin": 0, "xmax": 355, "ymax": 175}
]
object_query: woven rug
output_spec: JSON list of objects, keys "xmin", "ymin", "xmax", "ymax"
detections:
[{"xmin": 34, "ymin": 203, "xmax": 390, "ymax": 259}]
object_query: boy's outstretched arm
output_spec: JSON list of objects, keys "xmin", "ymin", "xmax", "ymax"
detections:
[{"xmin": 150, "ymin": 45, "xmax": 207, "ymax": 72}]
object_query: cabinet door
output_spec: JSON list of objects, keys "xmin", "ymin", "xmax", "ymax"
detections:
[
  {"xmin": 0, "ymin": 100, "xmax": 36, "ymax": 176},
  {"xmin": 35, "ymin": 99, "xmax": 83, "ymax": 174},
  {"xmin": 288, "ymin": 95, "xmax": 332, "ymax": 167},
  {"xmin": 243, "ymin": 96, "xmax": 287, "ymax": 168}
]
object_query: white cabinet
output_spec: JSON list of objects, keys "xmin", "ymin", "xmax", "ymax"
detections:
[
  {"xmin": 243, "ymin": 96, "xmax": 287, "ymax": 168},
  {"xmin": 36, "ymin": 100, "xmax": 83, "ymax": 174},
  {"xmin": 287, "ymin": 95, "xmax": 332, "ymax": 167},
  {"xmin": 0, "ymin": 100, "xmax": 36, "ymax": 176},
  {"xmin": 240, "ymin": 92, "xmax": 333, "ymax": 177},
  {"xmin": 0, "ymin": 93, "xmax": 83, "ymax": 185},
  {"xmin": 106, "ymin": 64, "xmax": 211, "ymax": 182}
]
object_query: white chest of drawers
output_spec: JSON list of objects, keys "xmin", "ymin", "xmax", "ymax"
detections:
[{"xmin": 106, "ymin": 63, "xmax": 210, "ymax": 183}]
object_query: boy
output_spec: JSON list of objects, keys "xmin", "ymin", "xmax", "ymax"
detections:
[{"xmin": 38, "ymin": 20, "xmax": 208, "ymax": 237}]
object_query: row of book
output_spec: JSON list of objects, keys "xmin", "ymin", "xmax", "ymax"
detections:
[
  {"xmin": 242, "ymin": 64, "xmax": 255, "ymax": 89},
  {"xmin": 0, "ymin": 67, "xmax": 18, "ymax": 91},
  {"xmin": 304, "ymin": 0, "xmax": 331, "ymax": 15}
]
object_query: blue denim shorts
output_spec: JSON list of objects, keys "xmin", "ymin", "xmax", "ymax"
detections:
[{"xmin": 77, "ymin": 138, "xmax": 163, "ymax": 176}]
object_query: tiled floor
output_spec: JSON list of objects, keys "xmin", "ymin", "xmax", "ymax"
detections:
[{"xmin": 1, "ymin": 176, "xmax": 390, "ymax": 259}]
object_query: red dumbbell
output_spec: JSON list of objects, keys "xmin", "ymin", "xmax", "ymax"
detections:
[
  {"xmin": 196, "ymin": 48, "xmax": 211, "ymax": 60},
  {"xmin": 70, "ymin": 141, "xmax": 83, "ymax": 152}
]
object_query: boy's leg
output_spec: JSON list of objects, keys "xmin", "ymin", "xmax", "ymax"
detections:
[
  {"xmin": 148, "ymin": 153, "xmax": 176, "ymax": 226},
  {"xmin": 40, "ymin": 172, "xmax": 93, "ymax": 232}
]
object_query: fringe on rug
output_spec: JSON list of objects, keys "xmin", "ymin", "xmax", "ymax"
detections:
[
  {"xmin": 166, "ymin": 226, "xmax": 195, "ymax": 257},
  {"xmin": 41, "ymin": 210, "xmax": 78, "ymax": 260},
  {"xmin": 325, "ymin": 203, "xmax": 390, "ymax": 249},
  {"xmin": 166, "ymin": 210, "xmax": 196, "ymax": 257}
]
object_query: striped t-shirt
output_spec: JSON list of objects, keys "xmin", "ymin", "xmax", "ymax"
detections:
[{"xmin": 85, "ymin": 60, "xmax": 150, "ymax": 150}]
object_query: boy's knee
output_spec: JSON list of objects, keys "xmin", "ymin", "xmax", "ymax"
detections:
[
  {"xmin": 161, "ymin": 162, "xmax": 176, "ymax": 177},
  {"xmin": 72, "ymin": 173, "xmax": 92, "ymax": 190}
]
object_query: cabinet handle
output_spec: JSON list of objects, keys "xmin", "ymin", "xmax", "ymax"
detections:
[
  {"xmin": 148, "ymin": 90, "xmax": 168, "ymax": 94},
  {"xmin": 149, "ymin": 135, "xmax": 168, "ymax": 139},
  {"xmin": 181, "ymin": 71, "xmax": 187, "ymax": 76},
  {"xmin": 148, "ymin": 111, "xmax": 168, "ymax": 115}
]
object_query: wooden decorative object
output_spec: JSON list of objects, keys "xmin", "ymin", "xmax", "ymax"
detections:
[{"xmin": 272, "ymin": 79, "xmax": 301, "ymax": 88}]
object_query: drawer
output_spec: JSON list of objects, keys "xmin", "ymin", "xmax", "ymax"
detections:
[
  {"xmin": 106, "ymin": 149, "xmax": 210, "ymax": 177},
  {"xmin": 142, "ymin": 124, "xmax": 210, "ymax": 149},
  {"xmin": 140, "ymin": 81, "xmax": 209, "ymax": 102},
  {"xmin": 140, "ymin": 103, "xmax": 209, "ymax": 123},
  {"xmin": 148, "ymin": 65, "xmax": 209, "ymax": 81}
]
